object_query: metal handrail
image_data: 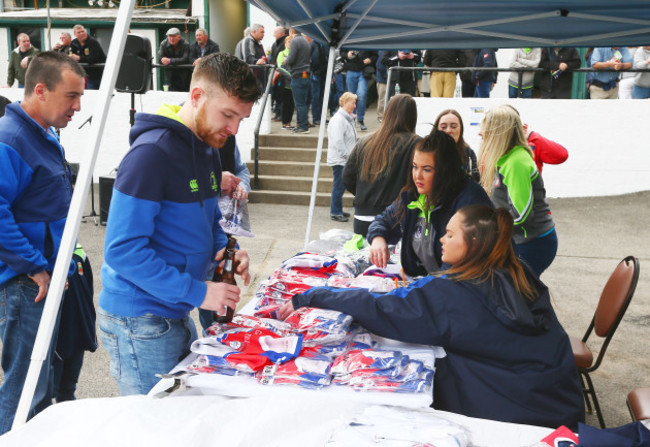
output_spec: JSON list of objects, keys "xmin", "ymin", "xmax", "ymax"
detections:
[{"xmin": 251, "ymin": 64, "xmax": 276, "ymax": 190}]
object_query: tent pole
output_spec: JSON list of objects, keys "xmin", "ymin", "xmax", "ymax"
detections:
[
  {"xmin": 304, "ymin": 45, "xmax": 336, "ymax": 248},
  {"xmin": 12, "ymin": 0, "xmax": 136, "ymax": 430},
  {"xmin": 384, "ymin": 66, "xmax": 392, "ymax": 112}
]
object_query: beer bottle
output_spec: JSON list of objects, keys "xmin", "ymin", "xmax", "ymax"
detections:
[{"xmin": 212, "ymin": 235, "xmax": 238, "ymax": 324}]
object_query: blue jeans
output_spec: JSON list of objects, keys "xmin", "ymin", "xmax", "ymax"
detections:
[
  {"xmin": 474, "ymin": 81, "xmax": 493, "ymax": 98},
  {"xmin": 0, "ymin": 276, "xmax": 59, "ymax": 435},
  {"xmin": 632, "ymin": 85, "xmax": 650, "ymax": 99},
  {"xmin": 514, "ymin": 229, "xmax": 558, "ymax": 277},
  {"xmin": 508, "ymin": 85, "xmax": 533, "ymax": 98},
  {"xmin": 291, "ymin": 77, "xmax": 310, "ymax": 130},
  {"xmin": 330, "ymin": 165, "xmax": 345, "ymax": 216},
  {"xmin": 346, "ymin": 70, "xmax": 368, "ymax": 122},
  {"xmin": 98, "ymin": 308, "xmax": 198, "ymax": 395}
]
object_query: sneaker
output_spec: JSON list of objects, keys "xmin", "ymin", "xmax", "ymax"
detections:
[
  {"xmin": 292, "ymin": 127, "xmax": 310, "ymax": 134},
  {"xmin": 282, "ymin": 124, "xmax": 295, "ymax": 130},
  {"xmin": 342, "ymin": 212, "xmax": 351, "ymax": 218},
  {"xmin": 331, "ymin": 215, "xmax": 349, "ymax": 222},
  {"xmin": 359, "ymin": 121, "xmax": 368, "ymax": 131},
  {"xmin": 272, "ymin": 115, "xmax": 282, "ymax": 122},
  {"xmin": 308, "ymin": 122, "xmax": 316, "ymax": 128}
]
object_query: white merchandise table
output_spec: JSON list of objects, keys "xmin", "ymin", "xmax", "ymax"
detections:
[{"xmin": 0, "ymin": 393, "xmax": 556, "ymax": 447}]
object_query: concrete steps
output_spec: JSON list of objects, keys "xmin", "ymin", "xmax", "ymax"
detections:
[{"xmin": 248, "ymin": 131, "xmax": 353, "ymax": 207}]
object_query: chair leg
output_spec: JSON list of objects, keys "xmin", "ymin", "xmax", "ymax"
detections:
[
  {"xmin": 582, "ymin": 371, "xmax": 606, "ymax": 428},
  {"xmin": 579, "ymin": 371, "xmax": 594, "ymax": 414}
]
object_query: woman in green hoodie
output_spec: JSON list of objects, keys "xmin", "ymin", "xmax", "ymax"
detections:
[{"xmin": 367, "ymin": 130, "xmax": 492, "ymax": 277}]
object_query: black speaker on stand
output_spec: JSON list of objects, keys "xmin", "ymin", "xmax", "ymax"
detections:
[{"xmin": 94, "ymin": 34, "xmax": 153, "ymax": 226}]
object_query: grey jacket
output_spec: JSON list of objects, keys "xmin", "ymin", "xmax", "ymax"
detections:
[
  {"xmin": 327, "ymin": 108, "xmax": 357, "ymax": 166},
  {"xmin": 507, "ymin": 48, "xmax": 541, "ymax": 89},
  {"xmin": 284, "ymin": 35, "xmax": 311, "ymax": 77}
]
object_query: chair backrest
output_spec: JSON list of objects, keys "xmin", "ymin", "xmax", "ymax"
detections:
[{"xmin": 593, "ymin": 256, "xmax": 639, "ymax": 338}]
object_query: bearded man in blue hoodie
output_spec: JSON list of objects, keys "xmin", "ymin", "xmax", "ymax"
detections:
[{"xmin": 98, "ymin": 53, "xmax": 261, "ymax": 395}]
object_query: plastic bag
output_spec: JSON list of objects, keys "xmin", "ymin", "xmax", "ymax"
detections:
[{"xmin": 218, "ymin": 196, "xmax": 254, "ymax": 238}]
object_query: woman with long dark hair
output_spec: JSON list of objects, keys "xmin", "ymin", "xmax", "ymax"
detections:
[
  {"xmin": 366, "ymin": 130, "xmax": 491, "ymax": 276},
  {"xmin": 343, "ymin": 94, "xmax": 421, "ymax": 237},
  {"xmin": 433, "ymin": 109, "xmax": 479, "ymax": 181},
  {"xmin": 280, "ymin": 205, "xmax": 584, "ymax": 430}
]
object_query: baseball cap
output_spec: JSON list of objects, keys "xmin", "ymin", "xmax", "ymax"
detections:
[{"xmin": 166, "ymin": 27, "xmax": 181, "ymax": 36}]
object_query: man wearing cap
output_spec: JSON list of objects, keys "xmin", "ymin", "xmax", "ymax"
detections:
[{"xmin": 158, "ymin": 27, "xmax": 190, "ymax": 92}]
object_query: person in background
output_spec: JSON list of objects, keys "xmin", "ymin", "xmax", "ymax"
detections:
[
  {"xmin": 189, "ymin": 28, "xmax": 220, "ymax": 67},
  {"xmin": 618, "ymin": 47, "xmax": 638, "ymax": 99},
  {"xmin": 328, "ymin": 49, "xmax": 347, "ymax": 118},
  {"xmin": 459, "ymin": 49, "xmax": 478, "ymax": 97},
  {"xmin": 6, "ymin": 33, "xmax": 39, "ymax": 88},
  {"xmin": 280, "ymin": 204, "xmax": 584, "ymax": 431},
  {"xmin": 327, "ymin": 92, "xmax": 357, "ymax": 223},
  {"xmin": 367, "ymin": 130, "xmax": 491, "ymax": 276},
  {"xmin": 343, "ymin": 49, "xmax": 377, "ymax": 131},
  {"xmin": 507, "ymin": 48, "xmax": 541, "ymax": 98},
  {"xmin": 70, "ymin": 25, "xmax": 106, "ymax": 90},
  {"xmin": 53, "ymin": 32, "xmax": 73, "ymax": 55},
  {"xmin": 275, "ymin": 33, "xmax": 295, "ymax": 130},
  {"xmin": 98, "ymin": 53, "xmax": 260, "ymax": 395},
  {"xmin": 632, "ymin": 46, "xmax": 650, "ymax": 99},
  {"xmin": 243, "ymin": 24, "xmax": 267, "ymax": 89},
  {"xmin": 472, "ymin": 48, "xmax": 498, "ymax": 98},
  {"xmin": 502, "ymin": 104, "xmax": 569, "ymax": 174},
  {"xmin": 589, "ymin": 46, "xmax": 632, "ymax": 99},
  {"xmin": 343, "ymin": 94, "xmax": 420, "ymax": 237},
  {"xmin": 283, "ymin": 29, "xmax": 312, "ymax": 134},
  {"xmin": 479, "ymin": 105, "xmax": 557, "ymax": 276},
  {"xmin": 424, "ymin": 49, "xmax": 463, "ymax": 98},
  {"xmin": 0, "ymin": 51, "xmax": 85, "ymax": 434},
  {"xmin": 309, "ymin": 39, "xmax": 328, "ymax": 126},
  {"xmin": 382, "ymin": 50, "xmax": 422, "ymax": 97},
  {"xmin": 158, "ymin": 27, "xmax": 190, "ymax": 92},
  {"xmin": 538, "ymin": 47, "xmax": 581, "ymax": 99},
  {"xmin": 233, "ymin": 27, "xmax": 251, "ymax": 61},
  {"xmin": 433, "ymin": 109, "xmax": 479, "ymax": 182},
  {"xmin": 270, "ymin": 27, "xmax": 288, "ymax": 122},
  {"xmin": 375, "ymin": 50, "xmax": 388, "ymax": 122}
]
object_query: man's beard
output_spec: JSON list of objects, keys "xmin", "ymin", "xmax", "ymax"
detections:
[{"xmin": 194, "ymin": 102, "xmax": 228, "ymax": 148}]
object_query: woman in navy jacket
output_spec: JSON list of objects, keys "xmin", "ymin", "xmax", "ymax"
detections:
[
  {"xmin": 366, "ymin": 130, "xmax": 491, "ymax": 277},
  {"xmin": 281, "ymin": 205, "xmax": 584, "ymax": 430}
]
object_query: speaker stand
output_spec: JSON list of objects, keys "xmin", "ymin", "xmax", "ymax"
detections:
[
  {"xmin": 82, "ymin": 181, "xmax": 99, "ymax": 225},
  {"xmin": 130, "ymin": 93, "xmax": 136, "ymax": 127}
]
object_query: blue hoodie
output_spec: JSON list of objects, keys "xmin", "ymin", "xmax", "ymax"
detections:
[
  {"xmin": 99, "ymin": 105, "xmax": 227, "ymax": 319},
  {"xmin": 0, "ymin": 102, "xmax": 74, "ymax": 286}
]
